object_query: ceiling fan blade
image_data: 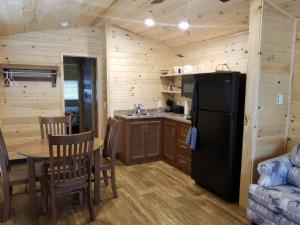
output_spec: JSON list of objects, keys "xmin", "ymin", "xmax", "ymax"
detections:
[{"xmin": 151, "ymin": 0, "xmax": 165, "ymax": 4}]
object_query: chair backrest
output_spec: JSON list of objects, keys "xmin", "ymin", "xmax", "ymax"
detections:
[
  {"xmin": 39, "ymin": 115, "xmax": 72, "ymax": 139},
  {"xmin": 103, "ymin": 118, "xmax": 121, "ymax": 162},
  {"xmin": 0, "ymin": 128, "xmax": 10, "ymax": 175},
  {"xmin": 48, "ymin": 131, "xmax": 94, "ymax": 185}
]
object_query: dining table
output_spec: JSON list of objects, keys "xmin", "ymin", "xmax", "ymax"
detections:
[{"xmin": 16, "ymin": 137, "xmax": 104, "ymax": 219}]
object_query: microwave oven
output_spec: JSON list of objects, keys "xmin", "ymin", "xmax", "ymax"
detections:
[{"xmin": 181, "ymin": 74, "xmax": 195, "ymax": 98}]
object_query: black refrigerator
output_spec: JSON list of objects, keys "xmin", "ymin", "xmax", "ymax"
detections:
[{"xmin": 191, "ymin": 72, "xmax": 246, "ymax": 202}]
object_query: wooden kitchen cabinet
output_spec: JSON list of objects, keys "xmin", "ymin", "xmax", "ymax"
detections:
[
  {"xmin": 145, "ymin": 121, "xmax": 161, "ymax": 160},
  {"xmin": 163, "ymin": 120, "xmax": 177, "ymax": 166},
  {"xmin": 118, "ymin": 119, "xmax": 162, "ymax": 165},
  {"xmin": 117, "ymin": 117, "xmax": 191, "ymax": 175},
  {"xmin": 176, "ymin": 122, "xmax": 192, "ymax": 175},
  {"xmin": 163, "ymin": 119, "xmax": 192, "ymax": 175},
  {"xmin": 128, "ymin": 121, "xmax": 146, "ymax": 164}
]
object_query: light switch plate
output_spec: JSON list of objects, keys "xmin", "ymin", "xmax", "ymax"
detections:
[{"xmin": 276, "ymin": 94, "xmax": 284, "ymax": 105}]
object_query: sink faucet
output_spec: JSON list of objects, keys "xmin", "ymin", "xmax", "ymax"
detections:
[{"xmin": 134, "ymin": 104, "xmax": 142, "ymax": 114}]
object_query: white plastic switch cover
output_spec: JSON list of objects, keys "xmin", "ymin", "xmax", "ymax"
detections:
[{"xmin": 276, "ymin": 94, "xmax": 284, "ymax": 105}]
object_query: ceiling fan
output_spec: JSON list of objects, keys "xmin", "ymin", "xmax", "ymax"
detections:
[{"xmin": 151, "ymin": 0, "xmax": 164, "ymax": 4}]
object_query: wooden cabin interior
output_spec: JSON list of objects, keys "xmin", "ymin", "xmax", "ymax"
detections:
[{"xmin": 0, "ymin": 0, "xmax": 300, "ymax": 224}]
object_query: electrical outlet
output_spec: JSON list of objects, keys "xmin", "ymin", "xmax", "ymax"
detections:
[{"xmin": 276, "ymin": 94, "xmax": 284, "ymax": 105}]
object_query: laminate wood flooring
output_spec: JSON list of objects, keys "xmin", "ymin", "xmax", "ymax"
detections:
[{"xmin": 2, "ymin": 161, "xmax": 250, "ymax": 225}]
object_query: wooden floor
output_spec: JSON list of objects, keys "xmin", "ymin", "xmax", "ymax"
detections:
[{"xmin": 3, "ymin": 161, "xmax": 249, "ymax": 225}]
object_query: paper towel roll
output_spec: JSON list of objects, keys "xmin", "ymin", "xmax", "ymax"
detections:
[
  {"xmin": 184, "ymin": 99, "xmax": 190, "ymax": 115},
  {"xmin": 157, "ymin": 100, "xmax": 163, "ymax": 108}
]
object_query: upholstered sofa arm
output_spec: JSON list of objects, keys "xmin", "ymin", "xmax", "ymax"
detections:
[{"xmin": 257, "ymin": 154, "xmax": 293, "ymax": 187}]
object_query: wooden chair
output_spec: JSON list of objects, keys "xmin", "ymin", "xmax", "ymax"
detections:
[
  {"xmin": 45, "ymin": 131, "xmax": 95, "ymax": 223},
  {"xmin": 39, "ymin": 115, "xmax": 72, "ymax": 139},
  {"xmin": 95, "ymin": 117, "xmax": 121, "ymax": 198},
  {"xmin": 0, "ymin": 128, "xmax": 46, "ymax": 222}
]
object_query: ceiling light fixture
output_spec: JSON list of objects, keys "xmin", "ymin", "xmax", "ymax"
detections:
[
  {"xmin": 145, "ymin": 18, "xmax": 155, "ymax": 27},
  {"xmin": 61, "ymin": 21, "xmax": 69, "ymax": 28},
  {"xmin": 178, "ymin": 0, "xmax": 191, "ymax": 30},
  {"xmin": 179, "ymin": 21, "xmax": 189, "ymax": 30}
]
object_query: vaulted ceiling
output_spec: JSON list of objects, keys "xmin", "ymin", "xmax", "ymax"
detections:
[
  {"xmin": 272, "ymin": 0, "xmax": 300, "ymax": 18},
  {"xmin": 0, "ymin": 0, "xmax": 299, "ymax": 47}
]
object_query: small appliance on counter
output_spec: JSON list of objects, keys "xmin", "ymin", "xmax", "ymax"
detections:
[
  {"xmin": 181, "ymin": 74, "xmax": 195, "ymax": 98},
  {"xmin": 172, "ymin": 105, "xmax": 184, "ymax": 114},
  {"xmin": 166, "ymin": 99, "xmax": 174, "ymax": 112},
  {"xmin": 184, "ymin": 99, "xmax": 190, "ymax": 115}
]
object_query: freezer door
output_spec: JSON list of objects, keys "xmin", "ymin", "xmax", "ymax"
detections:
[
  {"xmin": 195, "ymin": 73, "xmax": 239, "ymax": 113},
  {"xmin": 192, "ymin": 110, "xmax": 237, "ymax": 201}
]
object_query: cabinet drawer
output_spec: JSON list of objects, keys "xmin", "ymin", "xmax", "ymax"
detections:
[
  {"xmin": 177, "ymin": 155, "xmax": 191, "ymax": 175},
  {"xmin": 177, "ymin": 140, "xmax": 191, "ymax": 160},
  {"xmin": 177, "ymin": 124, "xmax": 190, "ymax": 141}
]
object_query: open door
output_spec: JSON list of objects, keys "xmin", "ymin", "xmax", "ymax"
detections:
[{"xmin": 63, "ymin": 56, "xmax": 98, "ymax": 136}]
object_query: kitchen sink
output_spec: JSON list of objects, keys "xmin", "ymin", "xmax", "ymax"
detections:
[{"xmin": 126, "ymin": 112, "xmax": 155, "ymax": 116}]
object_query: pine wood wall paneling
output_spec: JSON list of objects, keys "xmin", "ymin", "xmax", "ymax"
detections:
[
  {"xmin": 106, "ymin": 25, "xmax": 172, "ymax": 116},
  {"xmin": 254, "ymin": 2, "xmax": 295, "ymax": 171},
  {"xmin": 240, "ymin": 0, "xmax": 297, "ymax": 208},
  {"xmin": 171, "ymin": 31, "xmax": 249, "ymax": 105},
  {"xmin": 99, "ymin": 24, "xmax": 108, "ymax": 137},
  {"xmin": 239, "ymin": 0, "xmax": 264, "ymax": 209},
  {"xmin": 288, "ymin": 20, "xmax": 300, "ymax": 150},
  {"xmin": 0, "ymin": 27, "xmax": 104, "ymax": 158}
]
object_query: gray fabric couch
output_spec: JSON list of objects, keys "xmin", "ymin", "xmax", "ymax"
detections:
[{"xmin": 248, "ymin": 144, "xmax": 300, "ymax": 225}]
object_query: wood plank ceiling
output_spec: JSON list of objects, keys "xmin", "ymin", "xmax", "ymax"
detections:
[
  {"xmin": 0, "ymin": 0, "xmax": 298, "ymax": 47},
  {"xmin": 271, "ymin": 0, "xmax": 300, "ymax": 18}
]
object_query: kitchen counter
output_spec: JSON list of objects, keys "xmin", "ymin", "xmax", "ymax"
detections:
[{"xmin": 114, "ymin": 111, "xmax": 191, "ymax": 124}]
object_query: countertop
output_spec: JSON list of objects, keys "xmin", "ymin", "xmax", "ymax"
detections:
[{"xmin": 114, "ymin": 111, "xmax": 191, "ymax": 124}]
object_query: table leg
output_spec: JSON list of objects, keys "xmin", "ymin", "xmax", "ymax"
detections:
[
  {"xmin": 27, "ymin": 157, "xmax": 38, "ymax": 219},
  {"xmin": 94, "ymin": 149, "xmax": 100, "ymax": 205}
]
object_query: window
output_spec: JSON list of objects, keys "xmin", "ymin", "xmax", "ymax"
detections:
[{"xmin": 64, "ymin": 80, "xmax": 79, "ymax": 100}]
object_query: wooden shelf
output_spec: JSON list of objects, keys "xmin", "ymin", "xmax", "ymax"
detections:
[
  {"xmin": 1, "ymin": 64, "xmax": 59, "ymax": 87},
  {"xmin": 161, "ymin": 90, "xmax": 181, "ymax": 94},
  {"xmin": 160, "ymin": 73, "xmax": 195, "ymax": 78}
]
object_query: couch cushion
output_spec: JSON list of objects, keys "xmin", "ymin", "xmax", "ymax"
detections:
[
  {"xmin": 291, "ymin": 144, "xmax": 300, "ymax": 167},
  {"xmin": 247, "ymin": 203, "xmax": 297, "ymax": 225},
  {"xmin": 288, "ymin": 167, "xmax": 300, "ymax": 188},
  {"xmin": 249, "ymin": 184, "xmax": 294, "ymax": 213},
  {"xmin": 249, "ymin": 184, "xmax": 300, "ymax": 224},
  {"xmin": 280, "ymin": 190, "xmax": 300, "ymax": 224},
  {"xmin": 248, "ymin": 198, "xmax": 282, "ymax": 224}
]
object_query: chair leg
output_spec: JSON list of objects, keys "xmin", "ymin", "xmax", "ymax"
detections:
[
  {"xmin": 41, "ymin": 178, "xmax": 48, "ymax": 213},
  {"xmin": 50, "ymin": 190, "xmax": 57, "ymax": 223},
  {"xmin": 103, "ymin": 170, "xmax": 109, "ymax": 186},
  {"xmin": 111, "ymin": 168, "xmax": 118, "ymax": 198},
  {"xmin": 79, "ymin": 191, "xmax": 84, "ymax": 205},
  {"xmin": 1, "ymin": 185, "xmax": 11, "ymax": 222},
  {"xmin": 87, "ymin": 187, "xmax": 95, "ymax": 221}
]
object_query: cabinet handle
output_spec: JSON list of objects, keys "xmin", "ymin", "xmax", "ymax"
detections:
[
  {"xmin": 180, "ymin": 145, "xmax": 188, "ymax": 149},
  {"xmin": 145, "ymin": 125, "xmax": 148, "ymax": 133}
]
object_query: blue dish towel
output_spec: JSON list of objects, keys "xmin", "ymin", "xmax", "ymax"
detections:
[{"xmin": 185, "ymin": 127, "xmax": 198, "ymax": 150}]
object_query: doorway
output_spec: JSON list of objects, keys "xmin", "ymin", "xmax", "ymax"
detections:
[{"xmin": 63, "ymin": 56, "xmax": 98, "ymax": 136}]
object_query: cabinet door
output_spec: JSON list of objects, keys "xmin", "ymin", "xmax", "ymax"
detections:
[
  {"xmin": 176, "ymin": 122, "xmax": 192, "ymax": 175},
  {"xmin": 145, "ymin": 121, "xmax": 161, "ymax": 160},
  {"xmin": 163, "ymin": 120, "xmax": 177, "ymax": 165},
  {"xmin": 128, "ymin": 121, "xmax": 146, "ymax": 164}
]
